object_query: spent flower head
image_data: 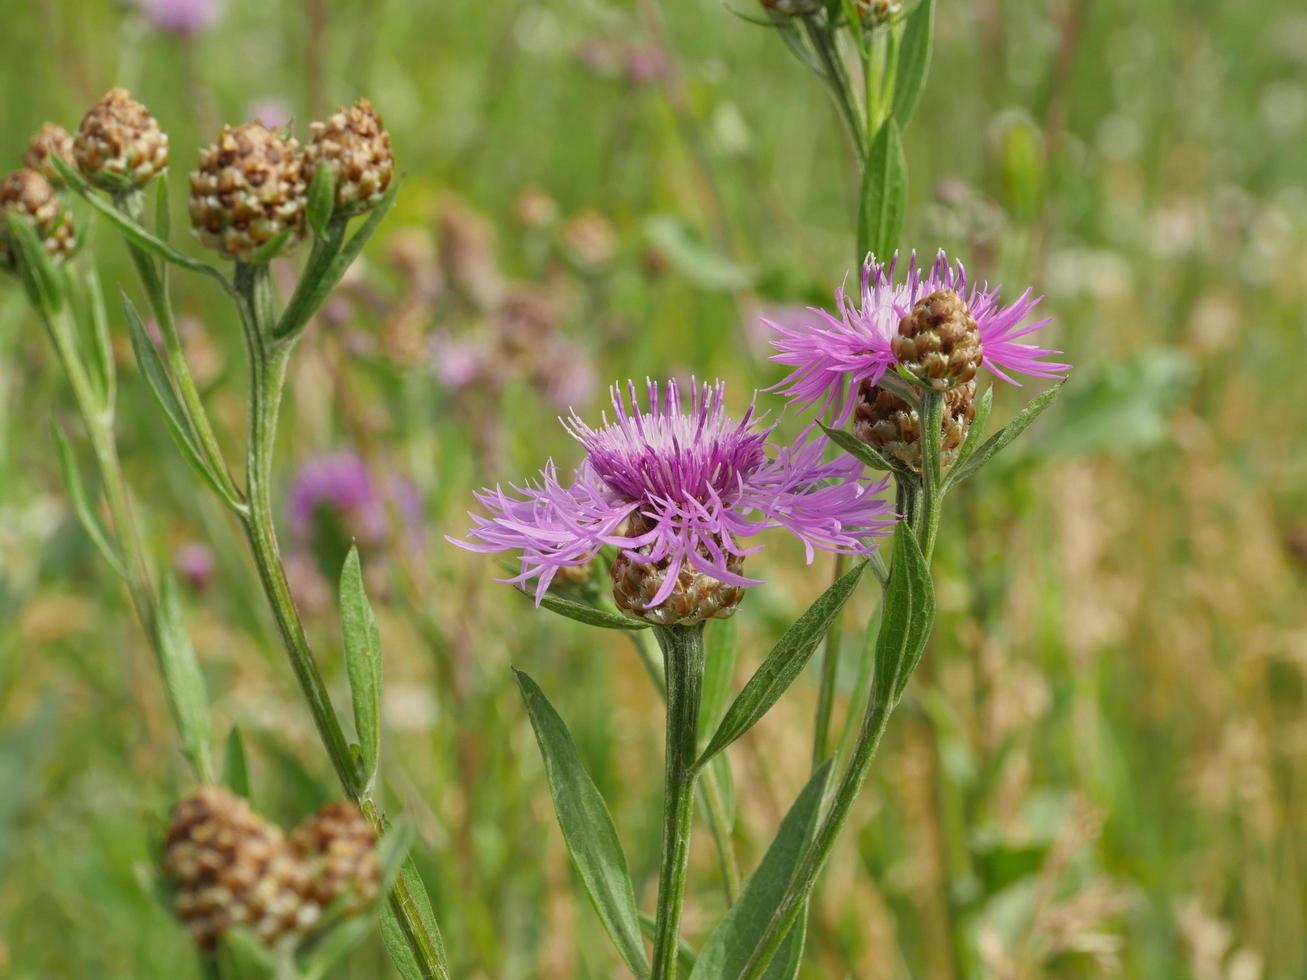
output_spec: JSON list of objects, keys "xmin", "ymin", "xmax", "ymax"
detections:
[
  {"xmin": 768, "ymin": 250, "xmax": 1069, "ymax": 424},
  {"xmin": 23, "ymin": 124, "xmax": 76, "ymax": 184},
  {"xmin": 74, "ymin": 88, "xmax": 170, "ymax": 192},
  {"xmin": 0, "ymin": 169, "xmax": 77, "ymax": 268},
  {"xmin": 451, "ymin": 378, "xmax": 894, "ymax": 624},
  {"xmin": 301, "ymin": 99, "xmax": 394, "ymax": 215}
]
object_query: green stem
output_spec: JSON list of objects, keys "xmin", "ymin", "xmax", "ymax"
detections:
[
  {"xmin": 698, "ymin": 762, "xmax": 742, "ymax": 905},
  {"xmin": 916, "ymin": 391, "xmax": 945, "ymax": 560},
  {"xmin": 232, "ymin": 263, "xmax": 450, "ymax": 980},
  {"xmin": 803, "ymin": 21, "xmax": 867, "ymax": 164},
  {"xmin": 650, "ymin": 624, "xmax": 705, "ymax": 980}
]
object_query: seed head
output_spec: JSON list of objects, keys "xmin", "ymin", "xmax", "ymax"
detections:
[
  {"xmin": 189, "ymin": 122, "xmax": 307, "ymax": 261},
  {"xmin": 289, "ymin": 802, "xmax": 380, "ymax": 915},
  {"xmin": 611, "ymin": 514, "xmax": 745, "ymax": 626},
  {"xmin": 854, "ymin": 378, "xmax": 977, "ymax": 472},
  {"xmin": 163, "ymin": 786, "xmax": 309, "ymax": 949},
  {"xmin": 302, "ymin": 99, "xmax": 394, "ymax": 215},
  {"xmin": 74, "ymin": 88, "xmax": 170, "ymax": 191},
  {"xmin": 0, "ymin": 169, "xmax": 77, "ymax": 269},
  {"xmin": 891, "ymin": 288, "xmax": 983, "ymax": 391},
  {"xmin": 23, "ymin": 124, "xmax": 76, "ymax": 184}
]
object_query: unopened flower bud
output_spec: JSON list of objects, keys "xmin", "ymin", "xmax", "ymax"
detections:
[
  {"xmin": 302, "ymin": 99, "xmax": 394, "ymax": 215},
  {"xmin": 23, "ymin": 124, "xmax": 76, "ymax": 184},
  {"xmin": 288, "ymin": 802, "xmax": 380, "ymax": 915},
  {"xmin": 854, "ymin": 378, "xmax": 977, "ymax": 472},
  {"xmin": 163, "ymin": 787, "xmax": 309, "ymax": 949},
  {"xmin": 891, "ymin": 288, "xmax": 982, "ymax": 391},
  {"xmin": 0, "ymin": 169, "xmax": 77, "ymax": 269},
  {"xmin": 74, "ymin": 88, "xmax": 169, "ymax": 192},
  {"xmin": 190, "ymin": 122, "xmax": 307, "ymax": 261},
  {"xmin": 611, "ymin": 514, "xmax": 744, "ymax": 625}
]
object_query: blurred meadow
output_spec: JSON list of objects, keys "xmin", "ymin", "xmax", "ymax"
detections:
[{"xmin": 1, "ymin": 0, "xmax": 1306, "ymax": 977}]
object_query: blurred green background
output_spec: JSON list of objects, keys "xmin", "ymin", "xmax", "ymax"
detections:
[{"xmin": 1, "ymin": 0, "xmax": 1305, "ymax": 976}]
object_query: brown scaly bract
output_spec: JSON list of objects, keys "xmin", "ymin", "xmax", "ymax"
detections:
[
  {"xmin": 74, "ymin": 88, "xmax": 169, "ymax": 191},
  {"xmin": 302, "ymin": 99, "xmax": 394, "ymax": 214},
  {"xmin": 891, "ymin": 288, "xmax": 984, "ymax": 391},
  {"xmin": 611, "ymin": 513, "xmax": 746, "ymax": 626},
  {"xmin": 0, "ymin": 169, "xmax": 76, "ymax": 268},
  {"xmin": 855, "ymin": 378, "xmax": 978, "ymax": 473},
  {"xmin": 189, "ymin": 122, "xmax": 307, "ymax": 261}
]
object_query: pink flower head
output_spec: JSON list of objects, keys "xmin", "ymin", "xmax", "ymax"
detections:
[
  {"xmin": 450, "ymin": 378, "xmax": 895, "ymax": 604},
  {"xmin": 139, "ymin": 0, "xmax": 220, "ymax": 36},
  {"xmin": 768, "ymin": 250, "xmax": 1069, "ymax": 425}
]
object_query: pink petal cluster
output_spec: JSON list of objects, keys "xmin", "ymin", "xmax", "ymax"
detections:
[
  {"xmin": 451, "ymin": 379, "xmax": 895, "ymax": 604},
  {"xmin": 768, "ymin": 250, "xmax": 1069, "ymax": 425}
]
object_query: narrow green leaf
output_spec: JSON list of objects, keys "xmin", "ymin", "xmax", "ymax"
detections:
[
  {"xmin": 307, "ymin": 164, "xmax": 337, "ymax": 237},
  {"xmin": 222, "ymin": 726, "xmax": 251, "ymax": 799},
  {"xmin": 377, "ymin": 819, "xmax": 417, "ymax": 898},
  {"xmin": 870, "ymin": 524, "xmax": 935, "ymax": 708},
  {"xmin": 513, "ymin": 669, "xmax": 649, "ymax": 978},
  {"xmin": 855, "ymin": 119, "xmax": 907, "ymax": 260},
  {"xmin": 5, "ymin": 212, "xmax": 63, "ymax": 315},
  {"xmin": 339, "ymin": 547, "xmax": 382, "ymax": 791},
  {"xmin": 944, "ymin": 383, "xmax": 1065, "ymax": 491},
  {"xmin": 699, "ymin": 617, "xmax": 738, "ymax": 746},
  {"xmin": 121, "ymin": 290, "xmax": 242, "ymax": 511},
  {"xmin": 819, "ymin": 421, "xmax": 905, "ymax": 475},
  {"xmin": 689, "ymin": 761, "xmax": 834, "ymax": 980},
  {"xmin": 528, "ymin": 588, "xmax": 651, "ymax": 631},
  {"xmin": 51, "ymin": 423, "xmax": 126, "ymax": 578},
  {"xmin": 699, "ymin": 562, "xmax": 867, "ymax": 766},
  {"xmin": 156, "ymin": 574, "xmax": 214, "ymax": 780},
  {"xmin": 52, "ymin": 155, "xmax": 228, "ymax": 282},
  {"xmin": 250, "ymin": 227, "xmax": 295, "ymax": 265},
  {"xmin": 892, "ymin": 0, "xmax": 935, "ymax": 126},
  {"xmin": 379, "ymin": 857, "xmax": 452, "ymax": 980}
]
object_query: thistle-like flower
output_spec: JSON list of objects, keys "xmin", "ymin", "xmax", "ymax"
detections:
[
  {"xmin": 768, "ymin": 250, "xmax": 1069, "ymax": 425},
  {"xmin": 451, "ymin": 379, "xmax": 895, "ymax": 625},
  {"xmin": 23, "ymin": 123, "xmax": 76, "ymax": 184},
  {"xmin": 74, "ymin": 88, "xmax": 170, "ymax": 192},
  {"xmin": 0, "ymin": 169, "xmax": 77, "ymax": 268},
  {"xmin": 189, "ymin": 122, "xmax": 307, "ymax": 261},
  {"xmin": 301, "ymin": 99, "xmax": 394, "ymax": 215}
]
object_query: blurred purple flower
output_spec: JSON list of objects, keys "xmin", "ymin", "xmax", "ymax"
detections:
[
  {"xmin": 429, "ymin": 334, "xmax": 486, "ymax": 391},
  {"xmin": 451, "ymin": 378, "xmax": 894, "ymax": 604},
  {"xmin": 288, "ymin": 452, "xmax": 423, "ymax": 550},
  {"xmin": 768, "ymin": 250, "xmax": 1069, "ymax": 425},
  {"xmin": 175, "ymin": 542, "xmax": 215, "ymax": 591},
  {"xmin": 138, "ymin": 0, "xmax": 220, "ymax": 36},
  {"xmin": 626, "ymin": 43, "xmax": 670, "ymax": 86},
  {"xmin": 245, "ymin": 98, "xmax": 293, "ymax": 130}
]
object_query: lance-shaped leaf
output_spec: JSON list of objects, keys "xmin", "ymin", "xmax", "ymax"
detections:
[
  {"xmin": 698, "ymin": 561, "xmax": 866, "ymax": 766},
  {"xmin": 121, "ymin": 290, "xmax": 244, "ymax": 512},
  {"xmin": 380, "ymin": 857, "xmax": 452, "ymax": 980},
  {"xmin": 527, "ymin": 588, "xmax": 651, "ymax": 631},
  {"xmin": 217, "ymin": 926, "xmax": 280, "ymax": 980},
  {"xmin": 307, "ymin": 164, "xmax": 337, "ymax": 237},
  {"xmin": 51, "ymin": 423, "xmax": 126, "ymax": 578},
  {"xmin": 689, "ymin": 760, "xmax": 834, "ymax": 980},
  {"xmin": 222, "ymin": 726, "xmax": 251, "ymax": 800},
  {"xmin": 5, "ymin": 213, "xmax": 63, "ymax": 315},
  {"xmin": 856, "ymin": 119, "xmax": 907, "ymax": 260},
  {"xmin": 892, "ymin": 0, "xmax": 935, "ymax": 126},
  {"xmin": 943, "ymin": 383, "xmax": 1065, "ymax": 492},
  {"xmin": 870, "ymin": 523, "xmax": 935, "ymax": 708},
  {"xmin": 156, "ymin": 574, "xmax": 215, "ymax": 781},
  {"xmin": 339, "ymin": 547, "xmax": 383, "ymax": 792},
  {"xmin": 513, "ymin": 669, "xmax": 649, "ymax": 978},
  {"xmin": 818, "ymin": 421, "xmax": 916, "ymax": 482},
  {"xmin": 81, "ymin": 254, "xmax": 116, "ymax": 409}
]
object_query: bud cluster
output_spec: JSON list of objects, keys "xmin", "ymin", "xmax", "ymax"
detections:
[
  {"xmin": 611, "ymin": 514, "xmax": 745, "ymax": 626},
  {"xmin": 854, "ymin": 378, "xmax": 977, "ymax": 472},
  {"xmin": 302, "ymin": 99, "xmax": 394, "ymax": 214},
  {"xmin": 0, "ymin": 169, "xmax": 76, "ymax": 269},
  {"xmin": 163, "ymin": 786, "xmax": 380, "ymax": 950},
  {"xmin": 23, "ymin": 124, "xmax": 76, "ymax": 184}
]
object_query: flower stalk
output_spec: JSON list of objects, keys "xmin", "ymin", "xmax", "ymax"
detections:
[{"xmin": 649, "ymin": 623, "xmax": 706, "ymax": 980}]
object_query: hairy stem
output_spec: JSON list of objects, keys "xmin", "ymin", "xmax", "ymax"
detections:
[{"xmin": 650, "ymin": 623, "xmax": 705, "ymax": 979}]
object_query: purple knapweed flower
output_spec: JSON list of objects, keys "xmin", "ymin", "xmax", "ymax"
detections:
[
  {"xmin": 450, "ymin": 378, "xmax": 895, "ymax": 612},
  {"xmin": 289, "ymin": 452, "xmax": 423, "ymax": 550},
  {"xmin": 768, "ymin": 250, "xmax": 1069, "ymax": 424},
  {"xmin": 138, "ymin": 0, "xmax": 220, "ymax": 36}
]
